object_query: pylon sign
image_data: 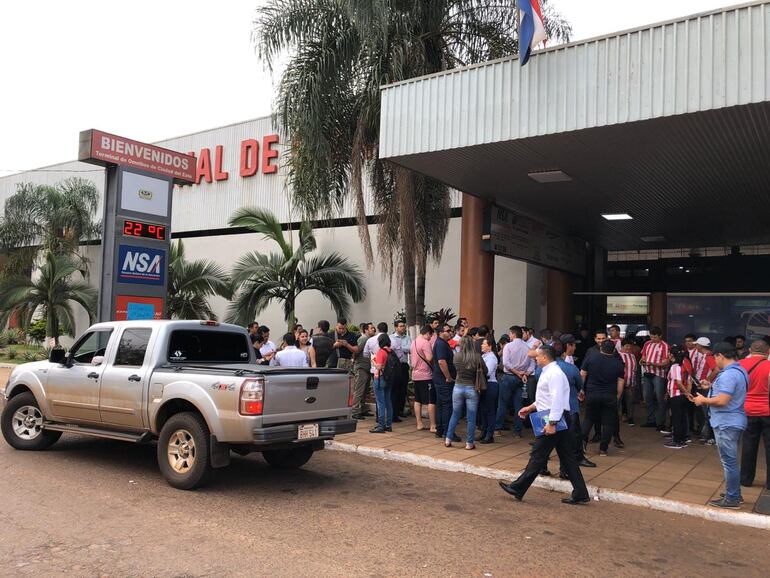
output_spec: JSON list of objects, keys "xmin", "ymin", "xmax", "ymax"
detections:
[{"xmin": 79, "ymin": 130, "xmax": 196, "ymax": 322}]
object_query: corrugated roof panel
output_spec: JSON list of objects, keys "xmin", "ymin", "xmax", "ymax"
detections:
[{"xmin": 380, "ymin": 1, "xmax": 770, "ymax": 159}]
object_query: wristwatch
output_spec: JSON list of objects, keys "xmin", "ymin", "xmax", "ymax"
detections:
[{"xmin": 548, "ymin": 420, "xmax": 559, "ymax": 426}]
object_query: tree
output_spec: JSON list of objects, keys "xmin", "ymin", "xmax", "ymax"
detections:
[
  {"xmin": 0, "ymin": 178, "xmax": 101, "ymax": 278},
  {"xmin": 225, "ymin": 207, "xmax": 366, "ymax": 329},
  {"xmin": 166, "ymin": 240, "xmax": 232, "ymax": 321},
  {"xmin": 0, "ymin": 252, "xmax": 97, "ymax": 346},
  {"xmin": 254, "ymin": 0, "xmax": 571, "ymax": 328}
]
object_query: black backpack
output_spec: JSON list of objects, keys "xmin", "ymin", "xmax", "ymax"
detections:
[{"xmin": 382, "ymin": 350, "xmax": 401, "ymax": 384}]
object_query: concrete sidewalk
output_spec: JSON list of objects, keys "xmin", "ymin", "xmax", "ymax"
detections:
[{"xmin": 335, "ymin": 414, "xmax": 767, "ymax": 515}]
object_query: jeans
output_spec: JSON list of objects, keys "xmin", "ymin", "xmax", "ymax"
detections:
[
  {"xmin": 714, "ymin": 427, "xmax": 743, "ymax": 502},
  {"xmin": 582, "ymin": 393, "xmax": 617, "ymax": 452},
  {"xmin": 479, "ymin": 381, "xmax": 499, "ymax": 441},
  {"xmin": 372, "ymin": 377, "xmax": 393, "ymax": 429},
  {"xmin": 434, "ymin": 379, "xmax": 454, "ymax": 437},
  {"xmin": 495, "ymin": 374, "xmax": 524, "ymax": 432},
  {"xmin": 446, "ymin": 384, "xmax": 479, "ymax": 445},
  {"xmin": 642, "ymin": 374, "xmax": 667, "ymax": 427},
  {"xmin": 741, "ymin": 416, "xmax": 770, "ymax": 489}
]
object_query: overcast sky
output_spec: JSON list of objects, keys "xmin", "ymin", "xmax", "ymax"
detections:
[{"xmin": 0, "ymin": 0, "xmax": 739, "ymax": 176}]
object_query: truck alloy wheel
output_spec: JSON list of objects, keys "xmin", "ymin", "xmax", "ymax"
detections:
[
  {"xmin": 1, "ymin": 392, "xmax": 62, "ymax": 451},
  {"xmin": 157, "ymin": 412, "xmax": 212, "ymax": 490}
]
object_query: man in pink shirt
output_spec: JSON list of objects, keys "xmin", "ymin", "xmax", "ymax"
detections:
[{"xmin": 410, "ymin": 324, "xmax": 436, "ymax": 432}]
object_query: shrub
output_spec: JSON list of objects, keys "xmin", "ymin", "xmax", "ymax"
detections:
[
  {"xmin": 0, "ymin": 333, "xmax": 8, "ymax": 348},
  {"xmin": 2, "ymin": 328, "xmax": 23, "ymax": 345},
  {"xmin": 7, "ymin": 346, "xmax": 17, "ymax": 360},
  {"xmin": 23, "ymin": 350, "xmax": 39, "ymax": 362}
]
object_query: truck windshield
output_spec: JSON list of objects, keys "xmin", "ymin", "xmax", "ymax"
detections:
[{"xmin": 167, "ymin": 330, "xmax": 251, "ymax": 364}]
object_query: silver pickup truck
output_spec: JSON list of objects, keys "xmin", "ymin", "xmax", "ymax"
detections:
[{"xmin": 0, "ymin": 320, "xmax": 356, "ymax": 489}]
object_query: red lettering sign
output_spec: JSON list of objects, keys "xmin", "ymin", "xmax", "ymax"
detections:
[
  {"xmin": 262, "ymin": 134, "xmax": 279, "ymax": 174},
  {"xmin": 214, "ymin": 145, "xmax": 229, "ymax": 181},
  {"xmin": 79, "ymin": 129, "xmax": 196, "ymax": 184},
  {"xmin": 240, "ymin": 139, "xmax": 259, "ymax": 177},
  {"xmin": 179, "ymin": 134, "xmax": 280, "ymax": 187},
  {"xmin": 196, "ymin": 148, "xmax": 213, "ymax": 184}
]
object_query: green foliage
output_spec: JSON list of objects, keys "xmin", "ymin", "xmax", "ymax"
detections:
[
  {"xmin": 0, "ymin": 252, "xmax": 97, "ymax": 347},
  {"xmin": 167, "ymin": 240, "xmax": 232, "ymax": 320},
  {"xmin": 23, "ymin": 350, "xmax": 39, "ymax": 362},
  {"xmin": 26, "ymin": 317, "xmax": 60, "ymax": 344},
  {"xmin": 1, "ymin": 328, "xmax": 23, "ymax": 345},
  {"xmin": 7, "ymin": 346, "xmax": 17, "ymax": 360},
  {"xmin": 226, "ymin": 207, "xmax": 366, "ymax": 330}
]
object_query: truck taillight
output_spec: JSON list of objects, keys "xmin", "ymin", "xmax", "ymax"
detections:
[
  {"xmin": 348, "ymin": 374, "xmax": 354, "ymax": 407},
  {"xmin": 240, "ymin": 377, "xmax": 265, "ymax": 415}
]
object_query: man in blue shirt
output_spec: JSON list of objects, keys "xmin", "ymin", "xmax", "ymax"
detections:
[{"xmin": 693, "ymin": 342, "xmax": 748, "ymax": 509}]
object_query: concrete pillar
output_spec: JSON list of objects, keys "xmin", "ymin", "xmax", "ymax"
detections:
[
  {"xmin": 547, "ymin": 269, "xmax": 574, "ymax": 331},
  {"xmin": 650, "ymin": 292, "xmax": 667, "ymax": 333},
  {"xmin": 459, "ymin": 193, "xmax": 494, "ymax": 327}
]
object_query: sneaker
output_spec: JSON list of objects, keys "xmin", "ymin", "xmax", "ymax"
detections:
[
  {"xmin": 658, "ymin": 429, "xmax": 672, "ymax": 435},
  {"xmin": 705, "ymin": 439, "xmax": 717, "ymax": 446},
  {"xmin": 708, "ymin": 498, "xmax": 740, "ymax": 509},
  {"xmin": 369, "ymin": 426, "xmax": 386, "ymax": 434},
  {"xmin": 613, "ymin": 438, "xmax": 625, "ymax": 449},
  {"xmin": 627, "ymin": 421, "xmax": 636, "ymax": 427},
  {"xmin": 719, "ymin": 493, "xmax": 745, "ymax": 504},
  {"xmin": 685, "ymin": 438, "xmax": 693, "ymax": 445},
  {"xmin": 599, "ymin": 450, "xmax": 608, "ymax": 457},
  {"xmin": 663, "ymin": 441, "xmax": 684, "ymax": 449}
]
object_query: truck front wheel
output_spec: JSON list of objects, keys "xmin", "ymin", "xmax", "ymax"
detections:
[
  {"xmin": 262, "ymin": 445, "xmax": 314, "ymax": 469},
  {"xmin": 1, "ymin": 392, "xmax": 61, "ymax": 451},
  {"xmin": 157, "ymin": 412, "xmax": 212, "ymax": 490}
]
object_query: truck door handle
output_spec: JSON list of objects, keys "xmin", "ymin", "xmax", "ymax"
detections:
[
  {"xmin": 128, "ymin": 374, "xmax": 141, "ymax": 382},
  {"xmin": 87, "ymin": 372, "xmax": 99, "ymax": 379}
]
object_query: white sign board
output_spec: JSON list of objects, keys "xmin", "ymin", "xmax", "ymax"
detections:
[
  {"xmin": 607, "ymin": 295, "xmax": 649, "ymax": 315},
  {"xmin": 120, "ymin": 171, "xmax": 170, "ymax": 217}
]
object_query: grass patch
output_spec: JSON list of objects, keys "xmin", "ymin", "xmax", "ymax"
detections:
[{"xmin": 0, "ymin": 344, "xmax": 47, "ymax": 365}]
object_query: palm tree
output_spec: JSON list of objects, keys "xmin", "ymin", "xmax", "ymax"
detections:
[
  {"xmin": 225, "ymin": 207, "xmax": 366, "ymax": 329},
  {"xmin": 166, "ymin": 240, "xmax": 232, "ymax": 320},
  {"xmin": 254, "ymin": 0, "xmax": 571, "ymax": 328},
  {"xmin": 0, "ymin": 252, "xmax": 97, "ymax": 346},
  {"xmin": 0, "ymin": 178, "xmax": 101, "ymax": 278}
]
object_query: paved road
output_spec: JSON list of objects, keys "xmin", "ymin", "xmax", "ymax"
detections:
[{"xmin": 1, "ymin": 435, "xmax": 768, "ymax": 577}]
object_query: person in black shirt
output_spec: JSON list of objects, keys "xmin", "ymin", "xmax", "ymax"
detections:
[
  {"xmin": 580, "ymin": 340, "xmax": 625, "ymax": 456},
  {"xmin": 311, "ymin": 320, "xmax": 334, "ymax": 368},
  {"xmin": 247, "ymin": 322, "xmax": 260, "ymax": 346},
  {"xmin": 433, "ymin": 323, "xmax": 458, "ymax": 441},
  {"xmin": 327, "ymin": 318, "xmax": 359, "ymax": 370}
]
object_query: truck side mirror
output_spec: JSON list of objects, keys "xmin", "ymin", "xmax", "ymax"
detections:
[
  {"xmin": 49, "ymin": 348, "xmax": 66, "ymax": 364},
  {"xmin": 91, "ymin": 356, "xmax": 105, "ymax": 367}
]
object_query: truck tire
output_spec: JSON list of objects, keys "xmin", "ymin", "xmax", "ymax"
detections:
[
  {"xmin": 262, "ymin": 445, "xmax": 314, "ymax": 469},
  {"xmin": 157, "ymin": 412, "xmax": 212, "ymax": 490},
  {"xmin": 1, "ymin": 392, "xmax": 62, "ymax": 451}
]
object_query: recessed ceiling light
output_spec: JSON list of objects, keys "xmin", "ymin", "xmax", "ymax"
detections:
[
  {"xmin": 527, "ymin": 170, "xmax": 572, "ymax": 183},
  {"xmin": 641, "ymin": 235, "xmax": 665, "ymax": 243},
  {"xmin": 601, "ymin": 213, "xmax": 632, "ymax": 221}
]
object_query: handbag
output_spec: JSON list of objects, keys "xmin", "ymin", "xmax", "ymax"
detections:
[{"xmin": 475, "ymin": 361, "xmax": 488, "ymax": 393}]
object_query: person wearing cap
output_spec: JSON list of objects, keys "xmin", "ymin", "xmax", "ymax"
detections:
[
  {"xmin": 692, "ymin": 342, "xmax": 748, "ymax": 509},
  {"xmin": 695, "ymin": 337, "xmax": 718, "ymax": 444},
  {"xmin": 561, "ymin": 333, "xmax": 577, "ymax": 365}
]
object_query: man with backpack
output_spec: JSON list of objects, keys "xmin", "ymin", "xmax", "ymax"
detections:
[{"xmin": 370, "ymin": 334, "xmax": 400, "ymax": 433}]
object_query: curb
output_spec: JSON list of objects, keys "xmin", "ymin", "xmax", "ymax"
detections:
[{"xmin": 326, "ymin": 440, "xmax": 770, "ymax": 530}]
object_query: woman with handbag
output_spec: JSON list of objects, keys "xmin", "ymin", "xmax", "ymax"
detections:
[{"xmin": 445, "ymin": 336, "xmax": 482, "ymax": 450}]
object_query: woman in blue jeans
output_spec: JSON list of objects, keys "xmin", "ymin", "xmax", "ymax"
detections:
[
  {"xmin": 369, "ymin": 333, "xmax": 394, "ymax": 434},
  {"xmin": 445, "ymin": 337, "xmax": 481, "ymax": 450}
]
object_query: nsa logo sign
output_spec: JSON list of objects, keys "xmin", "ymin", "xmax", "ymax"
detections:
[{"xmin": 117, "ymin": 245, "xmax": 165, "ymax": 285}]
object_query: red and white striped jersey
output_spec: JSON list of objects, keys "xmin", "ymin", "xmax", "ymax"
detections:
[
  {"xmin": 688, "ymin": 348, "xmax": 704, "ymax": 380},
  {"xmin": 667, "ymin": 364, "xmax": 684, "ymax": 397},
  {"xmin": 641, "ymin": 340, "xmax": 670, "ymax": 378},
  {"xmin": 620, "ymin": 352, "xmax": 637, "ymax": 387}
]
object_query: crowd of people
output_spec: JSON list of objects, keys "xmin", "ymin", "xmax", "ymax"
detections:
[{"xmin": 244, "ymin": 318, "xmax": 769, "ymax": 509}]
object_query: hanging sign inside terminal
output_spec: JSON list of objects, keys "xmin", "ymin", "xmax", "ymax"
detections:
[
  {"xmin": 80, "ymin": 129, "xmax": 195, "ymax": 322},
  {"xmin": 483, "ymin": 205, "xmax": 587, "ymax": 276}
]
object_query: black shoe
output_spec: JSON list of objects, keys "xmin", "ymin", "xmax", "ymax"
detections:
[
  {"xmin": 392, "ymin": 417, "xmax": 402, "ymax": 423},
  {"xmin": 559, "ymin": 472, "xmax": 569, "ymax": 480},
  {"xmin": 561, "ymin": 496, "xmax": 590, "ymax": 505},
  {"xmin": 385, "ymin": 426, "xmax": 393, "ymax": 432},
  {"xmin": 353, "ymin": 414, "xmax": 365, "ymax": 420},
  {"xmin": 451, "ymin": 435, "xmax": 462, "ymax": 443},
  {"xmin": 720, "ymin": 492, "xmax": 745, "ymax": 504},
  {"xmin": 480, "ymin": 437, "xmax": 494, "ymax": 444},
  {"xmin": 579, "ymin": 459, "xmax": 597, "ymax": 468},
  {"xmin": 539, "ymin": 470, "xmax": 552, "ymax": 477},
  {"xmin": 614, "ymin": 438, "xmax": 625, "ymax": 449},
  {"xmin": 369, "ymin": 426, "xmax": 385, "ymax": 433},
  {"xmin": 498, "ymin": 481, "xmax": 523, "ymax": 501}
]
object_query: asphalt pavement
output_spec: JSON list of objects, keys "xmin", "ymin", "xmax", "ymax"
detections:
[{"xmin": 1, "ymin": 434, "xmax": 768, "ymax": 577}]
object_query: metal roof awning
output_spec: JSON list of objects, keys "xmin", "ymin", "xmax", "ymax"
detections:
[{"xmin": 379, "ymin": 1, "xmax": 770, "ymax": 251}]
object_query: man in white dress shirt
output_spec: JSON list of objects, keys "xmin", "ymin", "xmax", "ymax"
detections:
[
  {"xmin": 499, "ymin": 344, "xmax": 590, "ymax": 505},
  {"xmin": 274, "ymin": 332, "xmax": 309, "ymax": 368}
]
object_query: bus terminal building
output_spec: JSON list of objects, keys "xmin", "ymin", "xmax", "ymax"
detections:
[{"xmin": 2, "ymin": 1, "xmax": 770, "ymax": 342}]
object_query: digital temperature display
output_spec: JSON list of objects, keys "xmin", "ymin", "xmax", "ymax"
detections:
[{"xmin": 122, "ymin": 219, "xmax": 167, "ymax": 241}]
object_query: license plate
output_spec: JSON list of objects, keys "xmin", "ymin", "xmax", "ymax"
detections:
[{"xmin": 298, "ymin": 423, "xmax": 319, "ymax": 440}]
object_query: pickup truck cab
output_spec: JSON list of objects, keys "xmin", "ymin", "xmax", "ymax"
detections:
[{"xmin": 0, "ymin": 320, "xmax": 356, "ymax": 489}]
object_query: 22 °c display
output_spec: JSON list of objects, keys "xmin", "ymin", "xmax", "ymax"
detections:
[{"xmin": 122, "ymin": 219, "xmax": 167, "ymax": 241}]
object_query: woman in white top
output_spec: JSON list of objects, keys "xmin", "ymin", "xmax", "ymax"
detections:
[
  {"xmin": 297, "ymin": 329, "xmax": 317, "ymax": 368},
  {"xmin": 478, "ymin": 337, "xmax": 499, "ymax": 444}
]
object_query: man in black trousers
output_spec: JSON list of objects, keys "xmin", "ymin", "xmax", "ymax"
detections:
[{"xmin": 499, "ymin": 345, "xmax": 590, "ymax": 505}]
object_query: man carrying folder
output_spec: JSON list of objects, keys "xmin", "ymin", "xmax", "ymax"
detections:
[{"xmin": 499, "ymin": 345, "xmax": 591, "ymax": 505}]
